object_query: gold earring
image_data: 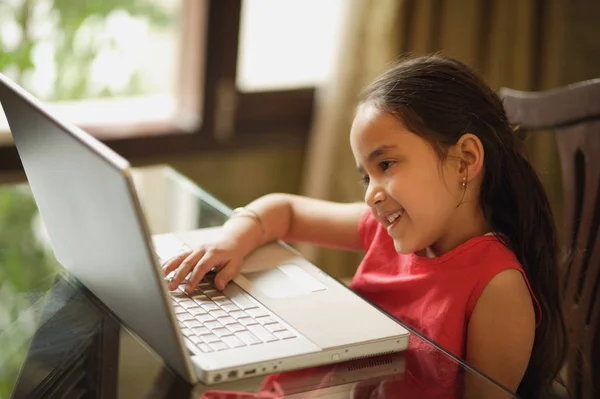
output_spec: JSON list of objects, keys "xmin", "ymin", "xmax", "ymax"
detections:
[{"xmin": 456, "ymin": 176, "xmax": 468, "ymax": 208}]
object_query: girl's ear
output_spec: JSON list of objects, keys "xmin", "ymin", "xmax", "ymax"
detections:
[{"xmin": 455, "ymin": 133, "xmax": 484, "ymax": 181}]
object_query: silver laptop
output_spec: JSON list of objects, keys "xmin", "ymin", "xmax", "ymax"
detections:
[
  {"xmin": 0, "ymin": 74, "xmax": 409, "ymax": 385},
  {"xmin": 260, "ymin": 352, "xmax": 406, "ymax": 398}
]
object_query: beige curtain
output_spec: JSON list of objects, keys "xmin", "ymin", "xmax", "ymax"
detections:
[{"xmin": 298, "ymin": 0, "xmax": 573, "ymax": 279}]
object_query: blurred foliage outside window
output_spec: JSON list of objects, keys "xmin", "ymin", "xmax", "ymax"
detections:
[
  {"xmin": 0, "ymin": 1, "xmax": 178, "ymax": 396},
  {"xmin": 0, "ymin": 0, "xmax": 179, "ymax": 131},
  {"xmin": 0, "ymin": 0, "xmax": 178, "ymax": 101}
]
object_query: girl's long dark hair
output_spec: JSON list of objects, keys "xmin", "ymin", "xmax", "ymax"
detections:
[{"xmin": 361, "ymin": 54, "xmax": 567, "ymax": 398}]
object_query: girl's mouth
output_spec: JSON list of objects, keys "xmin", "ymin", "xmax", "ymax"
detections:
[{"xmin": 385, "ymin": 209, "xmax": 404, "ymax": 232}]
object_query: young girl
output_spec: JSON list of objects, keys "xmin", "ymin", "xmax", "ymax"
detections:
[{"xmin": 163, "ymin": 55, "xmax": 567, "ymax": 398}]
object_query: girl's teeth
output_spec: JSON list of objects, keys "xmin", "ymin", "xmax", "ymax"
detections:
[{"xmin": 387, "ymin": 210, "xmax": 403, "ymax": 223}]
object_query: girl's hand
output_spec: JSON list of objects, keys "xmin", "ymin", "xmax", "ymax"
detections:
[{"xmin": 162, "ymin": 238, "xmax": 245, "ymax": 293}]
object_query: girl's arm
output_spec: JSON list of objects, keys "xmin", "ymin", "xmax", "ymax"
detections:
[
  {"xmin": 244, "ymin": 193, "xmax": 368, "ymax": 251},
  {"xmin": 165, "ymin": 193, "xmax": 368, "ymax": 291},
  {"xmin": 464, "ymin": 269, "xmax": 536, "ymax": 398}
]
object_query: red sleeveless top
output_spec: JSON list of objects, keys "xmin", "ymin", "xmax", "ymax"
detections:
[{"xmin": 350, "ymin": 210, "xmax": 541, "ymax": 396}]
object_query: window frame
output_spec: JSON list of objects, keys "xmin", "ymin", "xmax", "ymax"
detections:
[{"xmin": 0, "ymin": 0, "xmax": 314, "ymax": 173}]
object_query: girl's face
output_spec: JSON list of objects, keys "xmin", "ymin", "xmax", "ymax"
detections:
[{"xmin": 350, "ymin": 104, "xmax": 468, "ymax": 256}]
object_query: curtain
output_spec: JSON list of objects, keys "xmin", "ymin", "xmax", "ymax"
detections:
[{"xmin": 298, "ymin": 0, "xmax": 571, "ymax": 279}]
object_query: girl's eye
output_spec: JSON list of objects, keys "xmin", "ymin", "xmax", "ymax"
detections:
[
  {"xmin": 359, "ymin": 175, "xmax": 370, "ymax": 185},
  {"xmin": 379, "ymin": 160, "xmax": 394, "ymax": 171}
]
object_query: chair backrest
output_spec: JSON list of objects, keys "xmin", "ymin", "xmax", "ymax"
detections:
[{"xmin": 500, "ymin": 80, "xmax": 600, "ymax": 399}]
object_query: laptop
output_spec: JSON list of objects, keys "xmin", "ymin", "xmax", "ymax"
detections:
[
  {"xmin": 258, "ymin": 352, "xmax": 406, "ymax": 398},
  {"xmin": 0, "ymin": 74, "xmax": 409, "ymax": 385}
]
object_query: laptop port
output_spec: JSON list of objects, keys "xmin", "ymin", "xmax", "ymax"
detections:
[
  {"xmin": 244, "ymin": 368, "xmax": 256, "ymax": 376},
  {"xmin": 213, "ymin": 373, "xmax": 222, "ymax": 383},
  {"xmin": 228, "ymin": 370, "xmax": 238, "ymax": 379}
]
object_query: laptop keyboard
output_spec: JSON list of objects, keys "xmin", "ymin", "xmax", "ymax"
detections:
[{"xmin": 169, "ymin": 273, "xmax": 297, "ymax": 353}]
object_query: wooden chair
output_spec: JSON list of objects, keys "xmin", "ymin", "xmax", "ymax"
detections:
[{"xmin": 500, "ymin": 80, "xmax": 600, "ymax": 399}]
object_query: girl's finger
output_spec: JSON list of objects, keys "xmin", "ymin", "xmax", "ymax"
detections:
[
  {"xmin": 214, "ymin": 259, "xmax": 242, "ymax": 291},
  {"xmin": 170, "ymin": 249, "xmax": 205, "ymax": 290},
  {"xmin": 186, "ymin": 252, "xmax": 224, "ymax": 293},
  {"xmin": 162, "ymin": 250, "xmax": 192, "ymax": 275}
]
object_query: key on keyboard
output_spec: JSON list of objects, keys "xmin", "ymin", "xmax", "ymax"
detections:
[{"xmin": 169, "ymin": 274, "xmax": 297, "ymax": 353}]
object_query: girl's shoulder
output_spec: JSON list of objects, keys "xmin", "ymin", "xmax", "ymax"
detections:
[
  {"xmin": 456, "ymin": 234, "xmax": 520, "ymax": 263},
  {"xmin": 408, "ymin": 234, "xmax": 520, "ymax": 270}
]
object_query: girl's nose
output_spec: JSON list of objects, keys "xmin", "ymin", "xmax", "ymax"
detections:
[{"xmin": 365, "ymin": 185, "xmax": 386, "ymax": 207}]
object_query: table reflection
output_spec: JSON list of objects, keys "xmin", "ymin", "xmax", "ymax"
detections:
[{"xmin": 4, "ymin": 166, "xmax": 516, "ymax": 399}]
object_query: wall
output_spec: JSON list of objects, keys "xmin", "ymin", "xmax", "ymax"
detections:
[{"xmin": 0, "ymin": 145, "xmax": 306, "ymax": 207}]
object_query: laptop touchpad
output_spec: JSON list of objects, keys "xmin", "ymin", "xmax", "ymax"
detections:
[{"xmin": 241, "ymin": 264, "xmax": 326, "ymax": 298}]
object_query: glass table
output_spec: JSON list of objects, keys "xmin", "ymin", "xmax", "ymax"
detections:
[{"xmin": 0, "ymin": 166, "xmax": 517, "ymax": 399}]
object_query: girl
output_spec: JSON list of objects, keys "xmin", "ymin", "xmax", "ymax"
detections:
[{"xmin": 163, "ymin": 55, "xmax": 567, "ymax": 398}]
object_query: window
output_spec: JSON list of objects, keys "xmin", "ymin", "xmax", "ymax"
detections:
[
  {"xmin": 0, "ymin": 0, "xmax": 182, "ymax": 132},
  {"xmin": 237, "ymin": 0, "xmax": 345, "ymax": 92},
  {"xmin": 0, "ymin": 0, "xmax": 346, "ymax": 172}
]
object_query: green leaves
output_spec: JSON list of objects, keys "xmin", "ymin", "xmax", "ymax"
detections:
[
  {"xmin": 0, "ymin": 0, "xmax": 177, "ymax": 100},
  {"xmin": 0, "ymin": 186, "xmax": 60, "ymax": 398},
  {"xmin": 0, "ymin": 186, "xmax": 58, "ymax": 296}
]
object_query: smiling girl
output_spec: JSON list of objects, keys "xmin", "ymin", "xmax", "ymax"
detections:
[{"xmin": 163, "ymin": 55, "xmax": 567, "ymax": 398}]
